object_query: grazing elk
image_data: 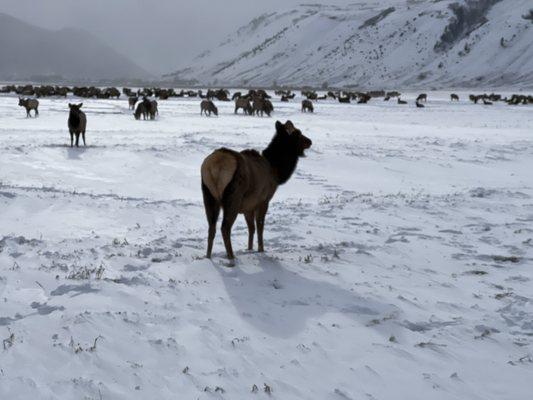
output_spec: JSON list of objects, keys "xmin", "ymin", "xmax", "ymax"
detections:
[
  {"xmin": 201, "ymin": 100, "xmax": 218, "ymax": 116},
  {"xmin": 68, "ymin": 103, "xmax": 87, "ymax": 147},
  {"xmin": 301, "ymin": 99, "xmax": 314, "ymax": 113},
  {"xmin": 451, "ymin": 93, "xmax": 459, "ymax": 101},
  {"xmin": 416, "ymin": 93, "xmax": 427, "ymax": 102},
  {"xmin": 235, "ymin": 98, "xmax": 253, "ymax": 115},
  {"xmin": 18, "ymin": 98, "xmax": 39, "ymax": 117},
  {"xmin": 201, "ymin": 120, "xmax": 312, "ymax": 259}
]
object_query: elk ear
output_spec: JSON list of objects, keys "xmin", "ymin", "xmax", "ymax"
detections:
[
  {"xmin": 285, "ymin": 120, "xmax": 296, "ymax": 134},
  {"xmin": 78, "ymin": 103, "xmax": 83, "ymax": 108},
  {"xmin": 68, "ymin": 103, "xmax": 72, "ymax": 108},
  {"xmin": 275, "ymin": 120, "xmax": 286, "ymax": 134}
]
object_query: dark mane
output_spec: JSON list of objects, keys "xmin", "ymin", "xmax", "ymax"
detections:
[
  {"xmin": 241, "ymin": 149, "xmax": 261, "ymax": 157},
  {"xmin": 261, "ymin": 125, "xmax": 300, "ymax": 184}
]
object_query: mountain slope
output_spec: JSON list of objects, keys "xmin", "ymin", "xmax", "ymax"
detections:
[
  {"xmin": 0, "ymin": 13, "xmax": 150, "ymax": 81},
  {"xmin": 168, "ymin": 0, "xmax": 533, "ymax": 88}
]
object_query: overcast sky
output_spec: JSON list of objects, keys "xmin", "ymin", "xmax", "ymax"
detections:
[{"xmin": 0, "ymin": 0, "xmax": 355, "ymax": 74}]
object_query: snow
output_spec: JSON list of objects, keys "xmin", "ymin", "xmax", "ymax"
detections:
[{"xmin": 1, "ymin": 92, "xmax": 532, "ymax": 399}]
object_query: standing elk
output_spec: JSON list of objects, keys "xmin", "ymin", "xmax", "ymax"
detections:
[
  {"xmin": 68, "ymin": 103, "xmax": 87, "ymax": 147},
  {"xmin": 128, "ymin": 96, "xmax": 138, "ymax": 110},
  {"xmin": 235, "ymin": 98, "xmax": 253, "ymax": 115},
  {"xmin": 301, "ymin": 99, "xmax": 314, "ymax": 113},
  {"xmin": 134, "ymin": 102, "xmax": 147, "ymax": 120},
  {"xmin": 18, "ymin": 98, "xmax": 39, "ymax": 117},
  {"xmin": 201, "ymin": 121, "xmax": 312, "ymax": 259}
]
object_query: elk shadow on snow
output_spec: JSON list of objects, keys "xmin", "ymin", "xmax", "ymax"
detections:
[
  {"xmin": 214, "ymin": 255, "xmax": 400, "ymax": 338},
  {"xmin": 65, "ymin": 145, "xmax": 89, "ymax": 160}
]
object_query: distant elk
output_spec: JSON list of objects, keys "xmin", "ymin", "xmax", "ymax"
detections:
[
  {"xmin": 252, "ymin": 97, "xmax": 274, "ymax": 116},
  {"xmin": 357, "ymin": 93, "xmax": 371, "ymax": 104},
  {"xmin": 451, "ymin": 93, "xmax": 459, "ymax": 101},
  {"xmin": 134, "ymin": 102, "xmax": 147, "ymax": 120},
  {"xmin": 235, "ymin": 98, "xmax": 253, "ymax": 115},
  {"xmin": 201, "ymin": 100, "xmax": 218, "ymax": 116},
  {"xmin": 200, "ymin": 121, "xmax": 312, "ymax": 259},
  {"xmin": 18, "ymin": 98, "xmax": 39, "ymax": 117},
  {"xmin": 68, "ymin": 103, "xmax": 87, "ymax": 147},
  {"xmin": 128, "ymin": 96, "xmax": 138, "ymax": 110},
  {"xmin": 142, "ymin": 97, "xmax": 158, "ymax": 120},
  {"xmin": 301, "ymin": 99, "xmax": 314, "ymax": 113},
  {"xmin": 416, "ymin": 93, "xmax": 427, "ymax": 102},
  {"xmin": 338, "ymin": 95, "xmax": 350, "ymax": 104}
]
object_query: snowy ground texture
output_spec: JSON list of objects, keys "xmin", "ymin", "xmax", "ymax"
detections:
[{"xmin": 1, "ymin": 92, "xmax": 532, "ymax": 400}]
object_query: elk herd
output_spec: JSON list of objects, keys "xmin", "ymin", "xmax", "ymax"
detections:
[{"xmin": 2, "ymin": 83, "xmax": 532, "ymax": 259}]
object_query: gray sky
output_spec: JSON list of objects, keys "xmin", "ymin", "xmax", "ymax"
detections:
[{"xmin": 0, "ymin": 0, "xmax": 354, "ymax": 75}]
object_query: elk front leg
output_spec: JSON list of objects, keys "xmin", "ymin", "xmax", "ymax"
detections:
[{"xmin": 255, "ymin": 202, "xmax": 269, "ymax": 253}]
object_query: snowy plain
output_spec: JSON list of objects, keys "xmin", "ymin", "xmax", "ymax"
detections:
[{"xmin": 0, "ymin": 92, "xmax": 532, "ymax": 399}]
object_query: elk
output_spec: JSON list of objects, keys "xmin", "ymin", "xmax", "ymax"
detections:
[
  {"xmin": 451, "ymin": 93, "xmax": 459, "ymax": 101},
  {"xmin": 68, "ymin": 103, "xmax": 87, "ymax": 147},
  {"xmin": 134, "ymin": 102, "xmax": 147, "ymax": 120},
  {"xmin": 18, "ymin": 98, "xmax": 39, "ymax": 117},
  {"xmin": 235, "ymin": 98, "xmax": 253, "ymax": 115},
  {"xmin": 416, "ymin": 93, "xmax": 427, "ymax": 102},
  {"xmin": 128, "ymin": 96, "xmax": 138, "ymax": 110},
  {"xmin": 201, "ymin": 100, "xmax": 218, "ymax": 116},
  {"xmin": 252, "ymin": 97, "xmax": 273, "ymax": 116},
  {"xmin": 201, "ymin": 120, "xmax": 312, "ymax": 259},
  {"xmin": 301, "ymin": 99, "xmax": 314, "ymax": 113}
]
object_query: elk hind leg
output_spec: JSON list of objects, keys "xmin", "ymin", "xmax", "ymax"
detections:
[
  {"xmin": 244, "ymin": 211, "xmax": 255, "ymax": 251},
  {"xmin": 202, "ymin": 183, "xmax": 220, "ymax": 259}
]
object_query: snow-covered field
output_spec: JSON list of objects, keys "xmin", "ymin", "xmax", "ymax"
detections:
[{"xmin": 0, "ymin": 92, "xmax": 532, "ymax": 399}]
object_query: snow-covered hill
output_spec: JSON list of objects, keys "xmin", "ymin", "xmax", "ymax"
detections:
[{"xmin": 167, "ymin": 0, "xmax": 533, "ymax": 89}]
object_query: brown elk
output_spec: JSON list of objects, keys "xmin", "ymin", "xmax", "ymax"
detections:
[
  {"xmin": 301, "ymin": 99, "xmax": 314, "ymax": 113},
  {"xmin": 201, "ymin": 100, "xmax": 218, "ymax": 116},
  {"xmin": 235, "ymin": 98, "xmax": 253, "ymax": 115},
  {"xmin": 201, "ymin": 120, "xmax": 312, "ymax": 259},
  {"xmin": 68, "ymin": 103, "xmax": 87, "ymax": 147},
  {"xmin": 252, "ymin": 97, "xmax": 273, "ymax": 116},
  {"xmin": 18, "ymin": 98, "xmax": 39, "ymax": 117}
]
